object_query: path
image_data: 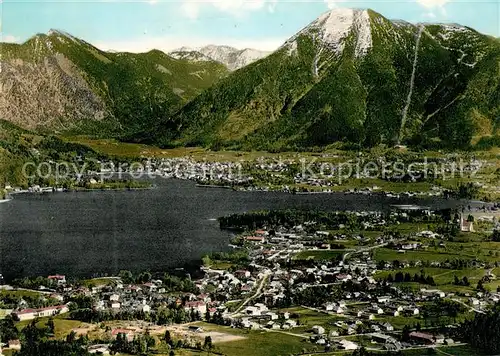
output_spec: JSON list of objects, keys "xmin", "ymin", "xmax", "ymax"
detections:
[
  {"xmin": 451, "ymin": 298, "xmax": 486, "ymax": 314},
  {"xmin": 232, "ymin": 271, "xmax": 271, "ymax": 315},
  {"xmin": 342, "ymin": 242, "xmax": 388, "ymax": 263}
]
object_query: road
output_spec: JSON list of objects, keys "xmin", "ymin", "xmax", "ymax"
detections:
[
  {"xmin": 451, "ymin": 298, "xmax": 486, "ymax": 314},
  {"xmin": 232, "ymin": 271, "xmax": 271, "ymax": 315},
  {"xmin": 342, "ymin": 242, "xmax": 389, "ymax": 263}
]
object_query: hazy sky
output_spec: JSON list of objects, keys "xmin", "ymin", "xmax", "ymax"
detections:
[{"xmin": 2, "ymin": 0, "xmax": 499, "ymax": 52}]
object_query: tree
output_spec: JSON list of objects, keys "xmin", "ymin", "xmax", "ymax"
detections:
[
  {"xmin": 119, "ymin": 270, "xmax": 134, "ymax": 284},
  {"xmin": 401, "ymin": 325, "xmax": 411, "ymax": 342},
  {"xmin": 66, "ymin": 330, "xmax": 77, "ymax": 343},
  {"xmin": 164, "ymin": 330, "xmax": 172, "ymax": 346},
  {"xmin": 202, "ymin": 255, "xmax": 212, "ymax": 267},
  {"xmin": 477, "ymin": 280, "xmax": 485, "ymax": 292},
  {"xmin": 204, "ymin": 335, "xmax": 213, "ymax": 350},
  {"xmin": 0, "ymin": 317, "xmax": 19, "ymax": 342}
]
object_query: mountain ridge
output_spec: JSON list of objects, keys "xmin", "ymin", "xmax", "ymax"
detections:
[
  {"xmin": 169, "ymin": 44, "xmax": 271, "ymax": 71},
  {"xmin": 1, "ymin": 8, "xmax": 498, "ymax": 150},
  {"xmin": 0, "ymin": 30, "xmax": 229, "ymax": 138},
  {"xmin": 148, "ymin": 8, "xmax": 499, "ymax": 150}
]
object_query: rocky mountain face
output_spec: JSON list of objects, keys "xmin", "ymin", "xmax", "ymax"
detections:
[
  {"xmin": 170, "ymin": 45, "xmax": 270, "ymax": 71},
  {"xmin": 155, "ymin": 9, "xmax": 499, "ymax": 150},
  {"xmin": 0, "ymin": 30, "xmax": 228, "ymax": 138}
]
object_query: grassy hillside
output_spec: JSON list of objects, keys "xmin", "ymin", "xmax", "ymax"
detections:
[{"xmin": 0, "ymin": 120, "xmax": 103, "ymax": 189}]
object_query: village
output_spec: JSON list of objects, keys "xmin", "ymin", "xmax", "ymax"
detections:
[
  {"xmin": 5, "ymin": 150, "xmax": 497, "ymax": 203},
  {"xmin": 1, "ymin": 204, "xmax": 499, "ymax": 355}
]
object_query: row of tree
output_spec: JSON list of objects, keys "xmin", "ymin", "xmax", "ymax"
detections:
[{"xmin": 70, "ymin": 306, "xmax": 202, "ymax": 325}]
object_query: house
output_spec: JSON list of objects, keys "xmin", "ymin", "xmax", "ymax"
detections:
[
  {"xmin": 13, "ymin": 305, "xmax": 69, "ymax": 321},
  {"xmin": 245, "ymin": 236, "xmax": 265, "ymax": 243},
  {"xmin": 142, "ymin": 283, "xmax": 157, "ymax": 292},
  {"xmin": 7, "ymin": 339, "xmax": 21, "ymax": 351},
  {"xmin": 49, "ymin": 293, "xmax": 64, "ymax": 302},
  {"xmin": 371, "ymin": 333, "xmax": 402, "ymax": 351},
  {"xmin": 109, "ymin": 301, "xmax": 121, "ymax": 309},
  {"xmin": 184, "ymin": 301, "xmax": 207, "ymax": 314},
  {"xmin": 377, "ymin": 296, "xmax": 391, "ymax": 304},
  {"xmin": 244, "ymin": 306, "xmax": 260, "ymax": 316},
  {"xmin": 324, "ymin": 303, "xmax": 335, "ymax": 312},
  {"xmin": 336, "ymin": 274, "xmax": 352, "ymax": 282},
  {"xmin": 48, "ymin": 275, "xmax": 66, "ymax": 285},
  {"xmin": 409, "ymin": 332, "xmax": 435, "ymax": 345},
  {"xmin": 382, "ymin": 322, "xmax": 394, "ymax": 331},
  {"xmin": 88, "ymin": 344, "xmax": 110, "ymax": 355},
  {"xmin": 421, "ymin": 289, "xmax": 445, "ymax": 298},
  {"xmin": 312, "ymin": 325, "xmax": 325, "ymax": 335},
  {"xmin": 137, "ymin": 304, "xmax": 151, "ymax": 313},
  {"xmin": 315, "ymin": 338, "xmax": 327, "ymax": 345},
  {"xmin": 112, "ymin": 328, "xmax": 134, "ymax": 341},
  {"xmin": 460, "ymin": 217, "xmax": 474, "ymax": 232},
  {"xmin": 197, "ymin": 293, "xmax": 211, "ymax": 303},
  {"xmin": 435, "ymin": 335, "xmax": 445, "ymax": 344},
  {"xmin": 337, "ymin": 339, "xmax": 358, "ymax": 350},
  {"xmin": 109, "ymin": 294, "xmax": 120, "ymax": 302},
  {"xmin": 188, "ymin": 326, "xmax": 203, "ymax": 333},
  {"xmin": 234, "ymin": 270, "xmax": 251, "ymax": 279},
  {"xmin": 266, "ymin": 321, "xmax": 281, "ymax": 330},
  {"xmin": 254, "ymin": 303, "xmax": 268, "ymax": 313},
  {"xmin": 264, "ymin": 312, "xmax": 279, "ymax": 320}
]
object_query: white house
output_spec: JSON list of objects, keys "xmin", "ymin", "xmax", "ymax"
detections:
[
  {"xmin": 383, "ymin": 322, "xmax": 394, "ymax": 331},
  {"xmin": 13, "ymin": 305, "xmax": 69, "ymax": 321},
  {"xmin": 312, "ymin": 325, "xmax": 325, "ymax": 335},
  {"xmin": 137, "ymin": 304, "xmax": 151, "ymax": 313},
  {"xmin": 338, "ymin": 339, "xmax": 358, "ymax": 350},
  {"xmin": 48, "ymin": 275, "xmax": 66, "ymax": 285},
  {"xmin": 184, "ymin": 301, "xmax": 207, "ymax": 314}
]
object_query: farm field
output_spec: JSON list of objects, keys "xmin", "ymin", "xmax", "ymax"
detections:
[{"xmin": 189, "ymin": 322, "xmax": 316, "ymax": 356}]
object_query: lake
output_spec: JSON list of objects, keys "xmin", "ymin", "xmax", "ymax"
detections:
[{"xmin": 0, "ymin": 178, "xmax": 469, "ymax": 280}]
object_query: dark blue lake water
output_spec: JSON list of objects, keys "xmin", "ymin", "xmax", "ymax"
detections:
[{"xmin": 0, "ymin": 178, "xmax": 468, "ymax": 280}]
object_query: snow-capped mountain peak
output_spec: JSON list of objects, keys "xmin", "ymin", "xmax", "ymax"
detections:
[
  {"xmin": 284, "ymin": 8, "xmax": 373, "ymax": 57},
  {"xmin": 169, "ymin": 45, "xmax": 270, "ymax": 71}
]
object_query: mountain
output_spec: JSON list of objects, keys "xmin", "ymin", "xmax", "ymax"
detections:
[
  {"xmin": 155, "ymin": 9, "xmax": 499, "ymax": 150},
  {"xmin": 0, "ymin": 30, "xmax": 229, "ymax": 139},
  {"xmin": 170, "ymin": 45, "xmax": 271, "ymax": 71}
]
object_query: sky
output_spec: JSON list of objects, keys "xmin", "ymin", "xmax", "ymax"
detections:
[{"xmin": 1, "ymin": 0, "xmax": 499, "ymax": 52}]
